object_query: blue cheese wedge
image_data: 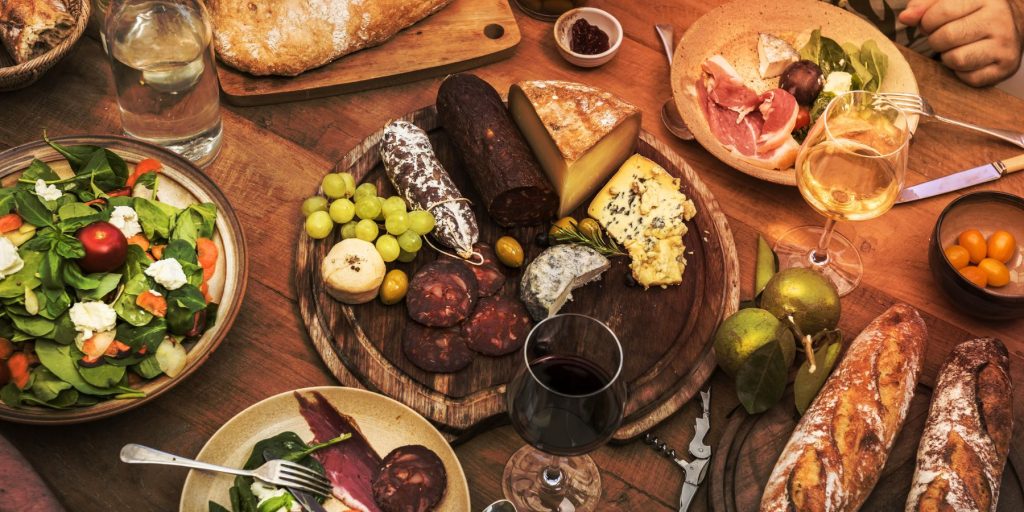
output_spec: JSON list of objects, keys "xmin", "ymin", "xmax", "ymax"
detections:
[
  {"xmin": 758, "ymin": 33, "xmax": 799, "ymax": 79},
  {"xmin": 520, "ymin": 244, "xmax": 610, "ymax": 321},
  {"xmin": 588, "ymin": 154, "xmax": 697, "ymax": 289}
]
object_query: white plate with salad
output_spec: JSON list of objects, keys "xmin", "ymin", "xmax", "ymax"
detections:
[
  {"xmin": 0, "ymin": 135, "xmax": 247, "ymax": 424},
  {"xmin": 672, "ymin": 0, "xmax": 920, "ymax": 186}
]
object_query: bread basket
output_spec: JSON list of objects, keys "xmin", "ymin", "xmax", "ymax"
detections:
[{"xmin": 0, "ymin": 0, "xmax": 91, "ymax": 91}]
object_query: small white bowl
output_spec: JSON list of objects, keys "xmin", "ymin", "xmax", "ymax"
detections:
[{"xmin": 553, "ymin": 7, "xmax": 623, "ymax": 68}]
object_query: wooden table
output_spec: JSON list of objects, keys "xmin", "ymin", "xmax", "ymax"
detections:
[{"xmin": 1, "ymin": 2, "xmax": 1023, "ymax": 510}]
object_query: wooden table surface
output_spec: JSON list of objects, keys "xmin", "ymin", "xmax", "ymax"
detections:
[{"xmin": 2, "ymin": 1, "xmax": 1023, "ymax": 511}]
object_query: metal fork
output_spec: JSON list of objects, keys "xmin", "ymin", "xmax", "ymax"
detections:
[
  {"xmin": 877, "ymin": 92, "xmax": 1024, "ymax": 149},
  {"xmin": 120, "ymin": 443, "xmax": 333, "ymax": 497}
]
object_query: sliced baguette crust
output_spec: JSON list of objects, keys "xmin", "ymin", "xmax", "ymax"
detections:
[
  {"xmin": 906, "ymin": 338, "xmax": 1013, "ymax": 512},
  {"xmin": 760, "ymin": 303, "xmax": 927, "ymax": 512},
  {"xmin": 0, "ymin": 0, "xmax": 75, "ymax": 64},
  {"xmin": 207, "ymin": 0, "xmax": 452, "ymax": 76}
]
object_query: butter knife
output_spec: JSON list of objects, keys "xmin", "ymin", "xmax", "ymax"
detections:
[
  {"xmin": 262, "ymin": 449, "xmax": 328, "ymax": 512},
  {"xmin": 897, "ymin": 154, "xmax": 1024, "ymax": 204}
]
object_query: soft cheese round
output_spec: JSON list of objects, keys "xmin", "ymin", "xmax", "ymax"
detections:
[{"xmin": 321, "ymin": 239, "xmax": 386, "ymax": 304}]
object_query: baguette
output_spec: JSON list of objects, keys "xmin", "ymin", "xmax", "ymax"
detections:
[
  {"xmin": 206, "ymin": 0, "xmax": 452, "ymax": 76},
  {"xmin": 0, "ymin": 0, "xmax": 75, "ymax": 64},
  {"xmin": 905, "ymin": 338, "xmax": 1013, "ymax": 512},
  {"xmin": 760, "ymin": 303, "xmax": 927, "ymax": 512}
]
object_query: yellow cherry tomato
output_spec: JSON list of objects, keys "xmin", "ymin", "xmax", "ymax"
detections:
[
  {"xmin": 978, "ymin": 258, "xmax": 1011, "ymax": 288},
  {"xmin": 958, "ymin": 265, "xmax": 988, "ymax": 288},
  {"xmin": 944, "ymin": 245, "xmax": 970, "ymax": 270},
  {"xmin": 958, "ymin": 229, "xmax": 987, "ymax": 264},
  {"xmin": 986, "ymin": 230, "xmax": 1017, "ymax": 263}
]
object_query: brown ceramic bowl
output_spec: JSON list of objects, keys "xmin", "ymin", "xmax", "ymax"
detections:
[
  {"xmin": 0, "ymin": 136, "xmax": 248, "ymax": 423},
  {"xmin": 929, "ymin": 192, "xmax": 1024, "ymax": 320}
]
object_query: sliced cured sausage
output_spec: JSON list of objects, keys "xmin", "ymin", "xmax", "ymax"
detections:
[
  {"xmin": 402, "ymin": 323, "xmax": 473, "ymax": 373},
  {"xmin": 447, "ymin": 243, "xmax": 505, "ymax": 297},
  {"xmin": 372, "ymin": 445, "xmax": 447, "ymax": 512},
  {"xmin": 406, "ymin": 260, "xmax": 478, "ymax": 327},
  {"xmin": 462, "ymin": 296, "xmax": 533, "ymax": 356}
]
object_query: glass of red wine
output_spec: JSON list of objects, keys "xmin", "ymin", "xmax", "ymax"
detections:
[{"xmin": 502, "ymin": 313, "xmax": 626, "ymax": 512}]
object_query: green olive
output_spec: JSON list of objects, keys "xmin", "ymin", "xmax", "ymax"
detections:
[
  {"xmin": 495, "ymin": 236, "xmax": 525, "ymax": 268},
  {"xmin": 548, "ymin": 216, "xmax": 577, "ymax": 237},
  {"xmin": 379, "ymin": 269, "xmax": 409, "ymax": 305},
  {"xmin": 577, "ymin": 218, "xmax": 603, "ymax": 239}
]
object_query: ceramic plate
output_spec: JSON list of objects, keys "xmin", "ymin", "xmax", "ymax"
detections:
[
  {"xmin": 671, "ymin": 0, "xmax": 920, "ymax": 186},
  {"xmin": 180, "ymin": 386, "xmax": 471, "ymax": 511},
  {"xmin": 0, "ymin": 136, "xmax": 247, "ymax": 424}
]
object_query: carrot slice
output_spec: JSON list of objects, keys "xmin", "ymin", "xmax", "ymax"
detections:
[
  {"xmin": 8, "ymin": 353, "xmax": 30, "ymax": 390},
  {"xmin": 200, "ymin": 281, "xmax": 212, "ymax": 303},
  {"xmin": 197, "ymin": 237, "xmax": 218, "ymax": 281},
  {"xmin": 127, "ymin": 234, "xmax": 150, "ymax": 252},
  {"xmin": 0, "ymin": 338, "xmax": 13, "ymax": 359},
  {"xmin": 0, "ymin": 213, "xmax": 23, "ymax": 233},
  {"xmin": 127, "ymin": 158, "xmax": 162, "ymax": 188},
  {"xmin": 136, "ymin": 291, "xmax": 167, "ymax": 318},
  {"xmin": 103, "ymin": 341, "xmax": 131, "ymax": 357},
  {"xmin": 150, "ymin": 244, "xmax": 165, "ymax": 260}
]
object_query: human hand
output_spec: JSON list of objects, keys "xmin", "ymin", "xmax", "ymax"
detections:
[{"xmin": 900, "ymin": 0, "xmax": 1023, "ymax": 86}]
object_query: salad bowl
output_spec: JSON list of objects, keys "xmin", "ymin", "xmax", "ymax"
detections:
[{"xmin": 0, "ymin": 135, "xmax": 247, "ymax": 424}]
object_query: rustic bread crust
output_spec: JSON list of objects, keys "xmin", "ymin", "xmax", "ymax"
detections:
[
  {"xmin": 760, "ymin": 303, "xmax": 927, "ymax": 512},
  {"xmin": 906, "ymin": 338, "xmax": 1013, "ymax": 512},
  {"xmin": 0, "ymin": 0, "xmax": 75, "ymax": 64},
  {"xmin": 206, "ymin": 0, "xmax": 452, "ymax": 76}
]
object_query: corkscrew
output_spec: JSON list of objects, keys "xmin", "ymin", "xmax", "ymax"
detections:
[{"xmin": 642, "ymin": 388, "xmax": 712, "ymax": 512}]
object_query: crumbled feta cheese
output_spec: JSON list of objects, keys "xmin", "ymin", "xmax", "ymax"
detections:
[
  {"xmin": 109, "ymin": 206, "xmax": 142, "ymax": 239},
  {"xmin": 148, "ymin": 290, "xmax": 162, "ymax": 297},
  {"xmin": 823, "ymin": 71, "xmax": 853, "ymax": 94},
  {"xmin": 145, "ymin": 258, "xmax": 187, "ymax": 290},
  {"xmin": 69, "ymin": 301, "xmax": 117, "ymax": 341},
  {"xmin": 250, "ymin": 482, "xmax": 300, "ymax": 512},
  {"xmin": 34, "ymin": 179, "xmax": 62, "ymax": 201},
  {"xmin": 0, "ymin": 237, "xmax": 24, "ymax": 279}
]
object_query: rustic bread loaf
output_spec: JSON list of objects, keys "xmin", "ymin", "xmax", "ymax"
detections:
[
  {"xmin": 0, "ymin": 0, "xmax": 75, "ymax": 64},
  {"xmin": 760, "ymin": 303, "xmax": 928, "ymax": 512},
  {"xmin": 206, "ymin": 0, "xmax": 452, "ymax": 76},
  {"xmin": 905, "ymin": 337, "xmax": 1013, "ymax": 512}
]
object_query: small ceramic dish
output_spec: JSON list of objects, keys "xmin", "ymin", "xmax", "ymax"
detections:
[
  {"xmin": 929, "ymin": 191, "xmax": 1024, "ymax": 320},
  {"xmin": 553, "ymin": 7, "xmax": 623, "ymax": 68}
]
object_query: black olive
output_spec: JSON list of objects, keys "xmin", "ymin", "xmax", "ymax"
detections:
[
  {"xmin": 780, "ymin": 60, "xmax": 824, "ymax": 106},
  {"xmin": 535, "ymin": 231, "xmax": 549, "ymax": 247},
  {"xmin": 625, "ymin": 273, "xmax": 638, "ymax": 287}
]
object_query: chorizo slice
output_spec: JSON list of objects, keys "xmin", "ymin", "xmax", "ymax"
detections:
[
  {"xmin": 462, "ymin": 296, "xmax": 533, "ymax": 356},
  {"xmin": 406, "ymin": 260, "xmax": 478, "ymax": 327},
  {"xmin": 402, "ymin": 323, "xmax": 474, "ymax": 373},
  {"xmin": 372, "ymin": 445, "xmax": 448, "ymax": 512}
]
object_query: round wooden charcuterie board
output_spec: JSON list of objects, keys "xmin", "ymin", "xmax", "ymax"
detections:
[
  {"xmin": 296, "ymin": 105, "xmax": 740, "ymax": 442},
  {"xmin": 709, "ymin": 384, "xmax": 1024, "ymax": 511}
]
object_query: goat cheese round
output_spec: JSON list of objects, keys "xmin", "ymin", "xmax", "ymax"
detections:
[
  {"xmin": 145, "ymin": 258, "xmax": 188, "ymax": 290},
  {"xmin": 0, "ymin": 237, "xmax": 24, "ymax": 279},
  {"xmin": 69, "ymin": 301, "xmax": 117, "ymax": 340},
  {"xmin": 109, "ymin": 206, "xmax": 142, "ymax": 238},
  {"xmin": 34, "ymin": 179, "xmax": 62, "ymax": 201}
]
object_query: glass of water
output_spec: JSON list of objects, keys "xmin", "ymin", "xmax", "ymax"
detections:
[{"xmin": 104, "ymin": 0, "xmax": 222, "ymax": 167}]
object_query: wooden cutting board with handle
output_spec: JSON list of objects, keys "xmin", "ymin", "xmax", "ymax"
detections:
[{"xmin": 216, "ymin": 0, "xmax": 520, "ymax": 106}]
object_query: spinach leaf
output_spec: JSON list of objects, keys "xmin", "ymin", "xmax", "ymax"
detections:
[
  {"xmin": 78, "ymin": 273, "xmax": 122, "ymax": 301},
  {"xmin": 38, "ymin": 249, "xmax": 64, "ymax": 290},
  {"xmin": 114, "ymin": 273, "xmax": 154, "ymax": 326},
  {"xmin": 208, "ymin": 502, "xmax": 231, "ymax": 512},
  {"xmin": 52, "ymin": 312, "xmax": 76, "ymax": 345},
  {"xmin": 134, "ymin": 197, "xmax": 179, "ymax": 240},
  {"xmin": 133, "ymin": 355, "xmax": 163, "ymax": 379},
  {"xmin": 76, "ymin": 149, "xmax": 127, "ymax": 195},
  {"xmin": 798, "ymin": 28, "xmax": 822, "ymax": 63},
  {"xmin": 78, "ymin": 362, "xmax": 126, "ymax": 388},
  {"xmin": 136, "ymin": 172, "xmax": 158, "ymax": 190},
  {"xmin": 0, "ymin": 188, "xmax": 14, "ymax": 215},
  {"xmin": 36, "ymin": 286, "xmax": 71, "ymax": 320},
  {"xmin": 810, "ymin": 91, "xmax": 836, "ymax": 126},
  {"xmin": 123, "ymin": 244, "xmax": 151, "ymax": 281},
  {"xmin": 21, "ymin": 159, "xmax": 61, "ymax": 184},
  {"xmin": 44, "ymin": 137, "xmax": 101, "ymax": 172},
  {"xmin": 0, "ymin": 383, "xmax": 21, "ymax": 407},
  {"xmin": 56, "ymin": 202, "xmax": 108, "ymax": 232},
  {"xmin": 163, "ymin": 239, "xmax": 197, "ymax": 264},
  {"xmin": 21, "ymin": 226, "xmax": 56, "ymax": 252},
  {"xmin": 22, "ymin": 388, "xmax": 79, "ymax": 409},
  {"xmin": 173, "ymin": 203, "xmax": 217, "ymax": 244},
  {"xmin": 859, "ymin": 40, "xmax": 888, "ymax": 92},
  {"xmin": 35, "ymin": 339, "xmax": 125, "ymax": 396},
  {"xmin": 14, "ymin": 189, "xmax": 54, "ymax": 227},
  {"xmin": 8, "ymin": 312, "xmax": 55, "ymax": 337},
  {"xmin": 167, "ymin": 284, "xmax": 205, "ymax": 335},
  {"xmin": 54, "ymin": 233, "xmax": 85, "ymax": 260},
  {"xmin": 817, "ymin": 36, "xmax": 849, "ymax": 77},
  {"xmin": 0, "ymin": 250, "xmax": 42, "ymax": 298},
  {"xmin": 29, "ymin": 366, "xmax": 72, "ymax": 402},
  {"xmin": 117, "ymin": 317, "xmax": 166, "ymax": 352}
]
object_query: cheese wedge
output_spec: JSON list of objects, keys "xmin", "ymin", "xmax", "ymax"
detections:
[
  {"xmin": 509, "ymin": 80, "xmax": 641, "ymax": 217},
  {"xmin": 588, "ymin": 154, "xmax": 697, "ymax": 288}
]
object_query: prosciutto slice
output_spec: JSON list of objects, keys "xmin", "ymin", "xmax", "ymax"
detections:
[
  {"xmin": 756, "ymin": 89, "xmax": 799, "ymax": 151},
  {"xmin": 702, "ymin": 55, "xmax": 761, "ymax": 118},
  {"xmin": 296, "ymin": 391, "xmax": 384, "ymax": 512}
]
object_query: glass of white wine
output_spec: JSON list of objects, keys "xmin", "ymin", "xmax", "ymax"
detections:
[{"xmin": 773, "ymin": 91, "xmax": 910, "ymax": 296}]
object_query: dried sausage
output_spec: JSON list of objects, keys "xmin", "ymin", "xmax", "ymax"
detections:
[
  {"xmin": 447, "ymin": 243, "xmax": 505, "ymax": 297},
  {"xmin": 462, "ymin": 296, "xmax": 533, "ymax": 356},
  {"xmin": 402, "ymin": 323, "xmax": 473, "ymax": 373},
  {"xmin": 406, "ymin": 260, "xmax": 478, "ymax": 327},
  {"xmin": 372, "ymin": 445, "xmax": 447, "ymax": 512}
]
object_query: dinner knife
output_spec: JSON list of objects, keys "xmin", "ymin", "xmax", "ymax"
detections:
[
  {"xmin": 896, "ymin": 154, "xmax": 1024, "ymax": 204},
  {"xmin": 262, "ymin": 449, "xmax": 328, "ymax": 512}
]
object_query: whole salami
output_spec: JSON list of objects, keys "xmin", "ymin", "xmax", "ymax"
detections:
[
  {"xmin": 462, "ymin": 296, "xmax": 533, "ymax": 356},
  {"xmin": 446, "ymin": 243, "xmax": 505, "ymax": 297},
  {"xmin": 436, "ymin": 73, "xmax": 558, "ymax": 227},
  {"xmin": 406, "ymin": 259, "xmax": 478, "ymax": 327},
  {"xmin": 372, "ymin": 445, "xmax": 447, "ymax": 512},
  {"xmin": 402, "ymin": 323, "xmax": 474, "ymax": 373},
  {"xmin": 380, "ymin": 120, "xmax": 479, "ymax": 259}
]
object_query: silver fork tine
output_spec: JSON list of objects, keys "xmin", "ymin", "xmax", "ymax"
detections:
[
  {"xmin": 279, "ymin": 462, "xmax": 332, "ymax": 487},
  {"xmin": 274, "ymin": 476, "xmax": 331, "ymax": 497}
]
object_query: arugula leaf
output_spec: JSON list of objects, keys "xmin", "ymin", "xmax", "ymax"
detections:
[
  {"xmin": 0, "ymin": 250, "xmax": 42, "ymax": 298},
  {"xmin": 14, "ymin": 189, "xmax": 53, "ymax": 227},
  {"xmin": 29, "ymin": 366, "xmax": 72, "ymax": 402},
  {"xmin": 134, "ymin": 197, "xmax": 179, "ymax": 240}
]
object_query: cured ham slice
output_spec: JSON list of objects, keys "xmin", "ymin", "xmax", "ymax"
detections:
[
  {"xmin": 756, "ymin": 89, "xmax": 799, "ymax": 151},
  {"xmin": 296, "ymin": 391, "xmax": 384, "ymax": 512},
  {"xmin": 696, "ymin": 76, "xmax": 763, "ymax": 157},
  {"xmin": 701, "ymin": 55, "xmax": 761, "ymax": 118},
  {"xmin": 734, "ymin": 136, "xmax": 800, "ymax": 170}
]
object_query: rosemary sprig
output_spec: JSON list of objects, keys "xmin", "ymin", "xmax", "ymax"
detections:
[{"xmin": 550, "ymin": 224, "xmax": 627, "ymax": 258}]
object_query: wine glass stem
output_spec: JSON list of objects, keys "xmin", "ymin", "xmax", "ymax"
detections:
[
  {"xmin": 542, "ymin": 462, "xmax": 565, "ymax": 489},
  {"xmin": 811, "ymin": 218, "xmax": 838, "ymax": 265}
]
